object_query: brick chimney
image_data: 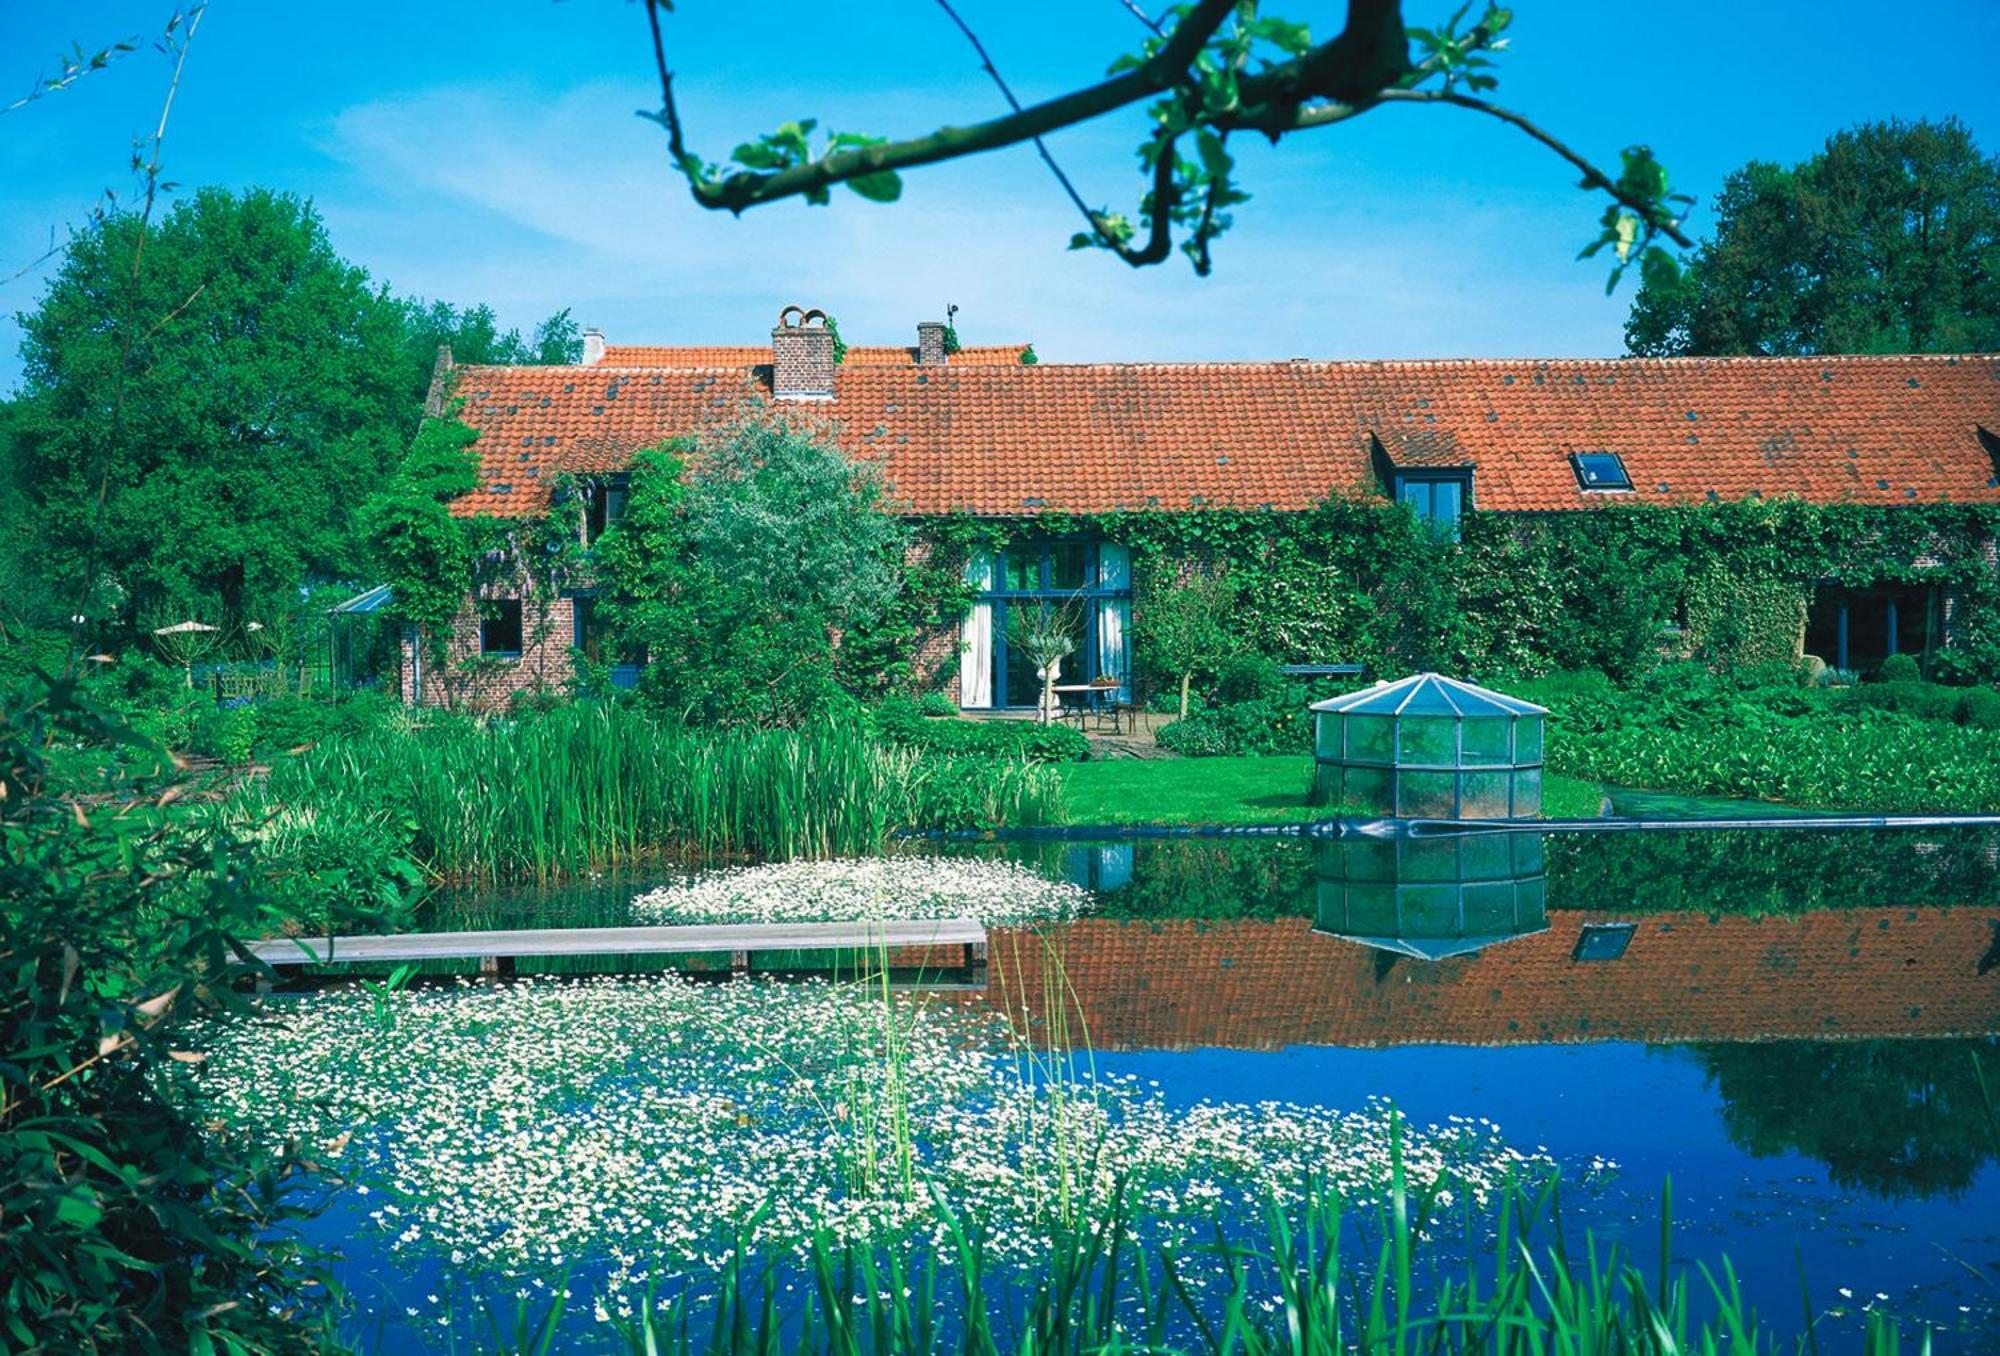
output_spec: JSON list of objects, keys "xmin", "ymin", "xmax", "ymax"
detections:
[
  {"xmin": 916, "ymin": 320, "xmax": 948, "ymax": 366},
  {"xmin": 422, "ymin": 343, "xmax": 454, "ymax": 417},
  {"xmin": 771, "ymin": 305, "xmax": 835, "ymax": 400},
  {"xmin": 580, "ymin": 328, "xmax": 606, "ymax": 366}
]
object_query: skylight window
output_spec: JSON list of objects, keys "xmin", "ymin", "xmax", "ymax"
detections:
[
  {"xmin": 1570, "ymin": 452, "xmax": 1633, "ymax": 492},
  {"xmin": 1572, "ymin": 921, "xmax": 1636, "ymax": 961}
]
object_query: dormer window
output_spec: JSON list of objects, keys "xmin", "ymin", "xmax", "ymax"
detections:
[
  {"xmin": 582, "ymin": 475, "xmax": 630, "ymax": 544},
  {"xmin": 1570, "ymin": 452, "xmax": 1633, "ymax": 492},
  {"xmin": 1392, "ymin": 471, "xmax": 1470, "ymax": 540}
]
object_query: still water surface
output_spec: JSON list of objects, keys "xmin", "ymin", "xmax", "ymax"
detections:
[{"xmin": 328, "ymin": 826, "xmax": 2000, "ymax": 1349}]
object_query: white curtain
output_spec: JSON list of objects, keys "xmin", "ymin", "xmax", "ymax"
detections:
[
  {"xmin": 958, "ymin": 551, "xmax": 996, "ymax": 708},
  {"xmin": 1097, "ymin": 544, "xmax": 1132, "ymax": 700}
]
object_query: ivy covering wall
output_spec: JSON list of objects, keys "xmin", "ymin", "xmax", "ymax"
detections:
[{"xmin": 915, "ymin": 498, "xmax": 2000, "ymax": 689}]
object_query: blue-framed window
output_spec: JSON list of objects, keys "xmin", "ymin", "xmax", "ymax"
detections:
[
  {"xmin": 479, "ymin": 599, "xmax": 523, "ymax": 658},
  {"xmin": 571, "ymin": 594, "xmax": 647, "ymax": 689},
  {"xmin": 967, "ymin": 540, "xmax": 1132, "ymax": 710},
  {"xmin": 1393, "ymin": 472, "xmax": 1471, "ymax": 540}
]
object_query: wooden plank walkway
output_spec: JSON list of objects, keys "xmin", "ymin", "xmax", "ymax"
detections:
[{"xmin": 248, "ymin": 917, "xmax": 988, "ymax": 980}]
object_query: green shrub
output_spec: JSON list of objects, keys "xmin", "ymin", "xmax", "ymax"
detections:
[
  {"xmin": 2, "ymin": 674, "xmax": 337, "ymax": 1351},
  {"xmin": 1957, "ymin": 686, "xmax": 2000, "ymax": 730},
  {"xmin": 916, "ymin": 690, "xmax": 958, "ymax": 717},
  {"xmin": 1877, "ymin": 653, "xmax": 1922, "ymax": 683},
  {"xmin": 870, "ymin": 697, "xmax": 1089, "ymax": 763},
  {"xmin": 1157, "ymin": 697, "xmax": 1307, "ymax": 757},
  {"xmin": 1214, "ymin": 653, "xmax": 1289, "ymax": 706},
  {"xmin": 194, "ymin": 704, "xmax": 260, "ymax": 764},
  {"xmin": 1841, "ymin": 680, "xmax": 1961, "ymax": 723}
]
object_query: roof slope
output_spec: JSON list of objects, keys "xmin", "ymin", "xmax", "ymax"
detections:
[{"xmin": 444, "ymin": 353, "xmax": 2000, "ymax": 519}]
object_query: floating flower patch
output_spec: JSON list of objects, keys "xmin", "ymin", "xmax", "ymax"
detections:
[
  {"xmin": 183, "ymin": 975, "xmax": 1566, "ymax": 1306},
  {"xmin": 630, "ymin": 855, "xmax": 1095, "ymax": 926}
]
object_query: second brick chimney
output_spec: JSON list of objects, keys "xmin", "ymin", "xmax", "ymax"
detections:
[
  {"xmin": 916, "ymin": 320, "xmax": 949, "ymax": 366},
  {"xmin": 771, "ymin": 305, "xmax": 836, "ymax": 400}
]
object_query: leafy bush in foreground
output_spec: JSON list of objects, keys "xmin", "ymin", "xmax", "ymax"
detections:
[{"xmin": 1, "ymin": 673, "xmax": 335, "ymax": 1351}]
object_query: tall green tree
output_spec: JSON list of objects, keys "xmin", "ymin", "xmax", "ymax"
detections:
[
  {"xmin": 1627, "ymin": 118, "xmax": 2000, "ymax": 356},
  {"xmin": 10, "ymin": 187, "xmax": 414, "ymax": 629}
]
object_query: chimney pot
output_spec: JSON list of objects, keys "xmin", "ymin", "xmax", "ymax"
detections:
[
  {"xmin": 581, "ymin": 328, "xmax": 606, "ymax": 366},
  {"xmin": 771, "ymin": 305, "xmax": 836, "ymax": 400},
  {"xmin": 916, "ymin": 320, "xmax": 948, "ymax": 366}
]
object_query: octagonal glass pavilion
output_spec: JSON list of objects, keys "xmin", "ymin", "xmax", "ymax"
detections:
[
  {"xmin": 1312, "ymin": 834, "xmax": 1548, "ymax": 959},
  {"xmin": 1311, "ymin": 673, "xmax": 1547, "ymax": 819}
]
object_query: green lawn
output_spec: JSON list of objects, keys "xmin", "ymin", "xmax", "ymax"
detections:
[{"xmin": 1053, "ymin": 755, "xmax": 1606, "ymax": 826}]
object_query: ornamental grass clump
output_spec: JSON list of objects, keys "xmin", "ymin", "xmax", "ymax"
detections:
[
  {"xmin": 242, "ymin": 702, "xmax": 1062, "ymax": 883},
  {"xmin": 631, "ymin": 857, "xmax": 1095, "ymax": 926}
]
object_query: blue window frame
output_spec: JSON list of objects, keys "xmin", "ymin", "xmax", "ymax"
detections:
[
  {"xmin": 1393, "ymin": 472, "xmax": 1470, "ymax": 540},
  {"xmin": 571, "ymin": 594, "xmax": 647, "ymax": 689},
  {"xmin": 986, "ymin": 542, "xmax": 1128, "ymax": 710}
]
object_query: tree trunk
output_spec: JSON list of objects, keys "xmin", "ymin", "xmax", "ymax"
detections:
[{"xmin": 1179, "ymin": 670, "xmax": 1192, "ymax": 720}]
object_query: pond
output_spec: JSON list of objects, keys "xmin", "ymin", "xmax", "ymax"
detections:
[{"xmin": 198, "ymin": 826, "xmax": 2000, "ymax": 1351}]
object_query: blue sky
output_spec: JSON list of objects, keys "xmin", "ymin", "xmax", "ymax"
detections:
[{"xmin": 4, "ymin": 1, "xmax": 1998, "ymax": 391}]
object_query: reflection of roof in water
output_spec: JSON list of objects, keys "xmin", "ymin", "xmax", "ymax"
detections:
[{"xmin": 970, "ymin": 909, "xmax": 2000, "ymax": 1051}]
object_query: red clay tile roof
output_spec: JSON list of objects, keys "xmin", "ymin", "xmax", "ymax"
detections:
[
  {"xmin": 964, "ymin": 909, "xmax": 2000, "ymax": 1050},
  {"xmin": 444, "ymin": 353, "xmax": 2000, "ymax": 519},
  {"xmin": 599, "ymin": 343, "xmax": 1031, "ymax": 367}
]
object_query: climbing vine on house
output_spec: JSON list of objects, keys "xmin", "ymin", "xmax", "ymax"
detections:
[{"xmin": 911, "ymin": 498, "xmax": 2000, "ymax": 690}]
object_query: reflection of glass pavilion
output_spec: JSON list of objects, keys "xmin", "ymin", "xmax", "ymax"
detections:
[
  {"xmin": 1312, "ymin": 834, "xmax": 1548, "ymax": 959},
  {"xmin": 1310, "ymin": 673, "xmax": 1547, "ymax": 818}
]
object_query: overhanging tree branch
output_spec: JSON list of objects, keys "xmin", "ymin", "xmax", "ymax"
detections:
[{"xmin": 639, "ymin": 0, "xmax": 1695, "ymax": 280}]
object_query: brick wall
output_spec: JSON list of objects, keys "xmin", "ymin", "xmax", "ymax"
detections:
[{"xmin": 401, "ymin": 586, "xmax": 578, "ymax": 713}]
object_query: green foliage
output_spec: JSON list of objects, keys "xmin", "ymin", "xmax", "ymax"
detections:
[
  {"xmin": 400, "ymin": 298, "xmax": 583, "ymax": 374},
  {"xmin": 1877, "ymin": 653, "xmax": 1922, "ymax": 684},
  {"xmin": 871, "ymin": 696, "xmax": 1090, "ymax": 763},
  {"xmin": 594, "ymin": 423, "xmax": 916, "ymax": 727},
  {"xmin": 1627, "ymin": 117, "xmax": 2000, "ymax": 355},
  {"xmin": 1133, "ymin": 559, "xmax": 1241, "ymax": 718},
  {"xmin": 11, "ymin": 188, "xmax": 415, "ymax": 628},
  {"xmin": 1157, "ymin": 698, "xmax": 1304, "ymax": 757},
  {"xmin": 1, "ymin": 672, "xmax": 336, "ymax": 1351},
  {"xmin": 242, "ymin": 701, "xmax": 1061, "ymax": 883},
  {"xmin": 360, "ymin": 412, "xmax": 485, "ymax": 637},
  {"xmin": 704, "ymin": 119, "xmax": 905, "ymax": 205},
  {"xmin": 916, "ymin": 689, "xmax": 958, "ymax": 717},
  {"xmin": 1520, "ymin": 666, "xmax": 2000, "ymax": 812},
  {"xmin": 485, "ymin": 1158, "xmax": 1913, "ymax": 1356},
  {"xmin": 1005, "ymin": 496, "xmax": 2000, "ymax": 689}
]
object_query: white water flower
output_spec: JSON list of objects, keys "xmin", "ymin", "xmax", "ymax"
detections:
[
  {"xmin": 182, "ymin": 975, "xmax": 1560, "ymax": 1301},
  {"xmin": 632, "ymin": 856, "xmax": 1095, "ymax": 926}
]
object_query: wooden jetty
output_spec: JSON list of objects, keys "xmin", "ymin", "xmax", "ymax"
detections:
[{"xmin": 247, "ymin": 917, "xmax": 989, "ymax": 982}]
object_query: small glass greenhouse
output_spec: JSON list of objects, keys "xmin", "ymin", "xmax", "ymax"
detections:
[
  {"xmin": 1311, "ymin": 673, "xmax": 1547, "ymax": 819},
  {"xmin": 1312, "ymin": 834, "xmax": 1548, "ymax": 959}
]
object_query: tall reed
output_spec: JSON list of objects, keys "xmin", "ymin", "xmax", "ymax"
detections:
[
  {"xmin": 481, "ymin": 1149, "xmax": 1926, "ymax": 1356},
  {"xmin": 244, "ymin": 704, "xmax": 1061, "ymax": 884}
]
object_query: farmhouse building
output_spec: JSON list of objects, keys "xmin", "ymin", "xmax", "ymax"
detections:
[{"xmin": 404, "ymin": 306, "xmax": 2000, "ymax": 711}]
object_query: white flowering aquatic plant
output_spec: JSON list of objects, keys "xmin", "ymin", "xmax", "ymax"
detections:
[
  {"xmin": 181, "ymin": 976, "xmax": 1566, "ymax": 1306},
  {"xmin": 630, "ymin": 856, "xmax": 1096, "ymax": 926}
]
